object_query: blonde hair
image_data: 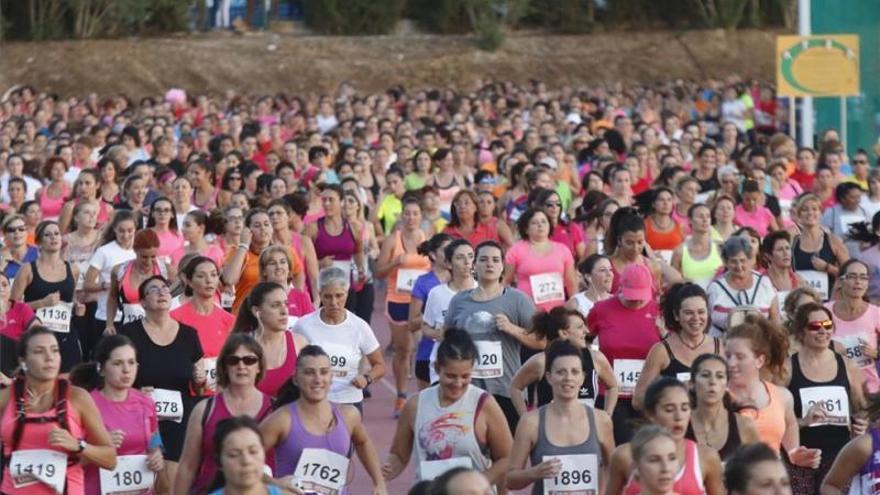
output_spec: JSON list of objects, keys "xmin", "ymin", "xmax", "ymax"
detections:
[{"xmin": 258, "ymin": 245, "xmax": 293, "ymax": 283}]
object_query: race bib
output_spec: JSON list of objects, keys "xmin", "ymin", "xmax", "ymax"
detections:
[
  {"xmin": 613, "ymin": 359, "xmax": 644, "ymax": 396},
  {"xmin": 472, "ymin": 340, "xmax": 503, "ymax": 379},
  {"xmin": 396, "ymin": 269, "xmax": 427, "ymax": 293},
  {"xmin": 150, "ymin": 388, "xmax": 183, "ymax": 423},
  {"xmin": 204, "ymin": 358, "xmax": 219, "ymax": 392},
  {"xmin": 293, "ymin": 448, "xmax": 349, "ymax": 495},
  {"xmin": 36, "ymin": 302, "xmax": 72, "ymax": 334},
  {"xmin": 220, "ymin": 288, "xmax": 235, "ymax": 310},
  {"xmin": 122, "ymin": 303, "xmax": 146, "ymax": 325},
  {"xmin": 321, "ymin": 342, "xmax": 357, "ymax": 380},
  {"xmin": 543, "ymin": 454, "xmax": 599, "ymax": 495},
  {"xmin": 676, "ymin": 372, "xmax": 691, "ymax": 383},
  {"xmin": 10, "ymin": 449, "xmax": 67, "ymax": 493},
  {"xmin": 420, "ymin": 457, "xmax": 473, "ymax": 481},
  {"xmin": 530, "ymin": 272, "xmax": 565, "ymax": 305},
  {"xmin": 656, "ymin": 250, "xmax": 674, "ymax": 265},
  {"xmin": 800, "ymin": 386, "xmax": 850, "ymax": 426},
  {"xmin": 798, "ymin": 270, "xmax": 829, "ymax": 300},
  {"xmin": 99, "ymin": 454, "xmax": 155, "ymax": 495},
  {"xmin": 835, "ymin": 335, "xmax": 872, "ymax": 367}
]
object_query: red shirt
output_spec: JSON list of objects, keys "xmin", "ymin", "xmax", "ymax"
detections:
[
  {"xmin": 170, "ymin": 301, "xmax": 235, "ymax": 358},
  {"xmin": 0, "ymin": 301, "xmax": 36, "ymax": 340},
  {"xmin": 790, "ymin": 170, "xmax": 816, "ymax": 191}
]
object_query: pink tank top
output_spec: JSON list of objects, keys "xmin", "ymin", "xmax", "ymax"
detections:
[
  {"xmin": 624, "ymin": 439, "xmax": 705, "ymax": 495},
  {"xmin": 38, "ymin": 183, "xmax": 71, "ymax": 220},
  {"xmin": 193, "ymin": 392, "xmax": 273, "ymax": 493},
  {"xmin": 257, "ymin": 332, "xmax": 297, "ymax": 397},
  {"xmin": 1, "ymin": 381, "xmax": 85, "ymax": 495}
]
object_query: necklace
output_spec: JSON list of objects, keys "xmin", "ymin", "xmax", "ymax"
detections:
[
  {"xmin": 695, "ymin": 409, "xmax": 725, "ymax": 448},
  {"xmin": 26, "ymin": 385, "xmax": 51, "ymax": 405},
  {"xmin": 678, "ymin": 332, "xmax": 706, "ymax": 351}
]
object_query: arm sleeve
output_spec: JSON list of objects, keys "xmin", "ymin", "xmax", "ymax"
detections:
[
  {"xmin": 89, "ymin": 247, "xmax": 106, "ymax": 272},
  {"xmin": 359, "ymin": 321, "xmax": 381, "ymax": 355}
]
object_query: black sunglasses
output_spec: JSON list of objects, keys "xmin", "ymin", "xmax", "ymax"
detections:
[{"xmin": 224, "ymin": 355, "xmax": 260, "ymax": 367}]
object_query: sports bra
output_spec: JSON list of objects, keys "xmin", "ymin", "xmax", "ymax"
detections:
[
  {"xmin": 645, "ymin": 216, "xmax": 684, "ymax": 251},
  {"xmin": 685, "ymin": 409, "xmax": 742, "ymax": 461},
  {"xmin": 660, "ymin": 336, "xmax": 721, "ymax": 378},
  {"xmin": 739, "ymin": 380, "xmax": 787, "ymax": 453}
]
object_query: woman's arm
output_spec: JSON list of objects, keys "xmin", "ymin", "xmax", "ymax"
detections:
[
  {"xmin": 172, "ymin": 399, "xmax": 206, "ymax": 495},
  {"xmin": 258, "ymin": 406, "xmax": 292, "ymax": 452},
  {"xmin": 408, "ymin": 296, "xmax": 425, "ymax": 334},
  {"xmin": 631, "ymin": 344, "xmax": 666, "ymax": 411},
  {"xmin": 509, "ymin": 355, "xmax": 543, "ymax": 417},
  {"xmin": 820, "ymin": 434, "xmax": 871, "ymax": 495},
  {"xmin": 505, "ymin": 411, "xmax": 540, "ymax": 490},
  {"xmin": 699, "ymin": 446, "xmax": 725, "ymax": 495},
  {"xmin": 298, "ymin": 235, "xmax": 320, "ymax": 303},
  {"xmin": 592, "ymin": 349, "xmax": 619, "ymax": 415},
  {"xmin": 344, "ymin": 406, "xmax": 388, "ymax": 494},
  {"xmin": 381, "ymin": 396, "xmax": 416, "ymax": 481},
  {"xmin": 496, "ymin": 221, "xmax": 515, "ymax": 250},
  {"xmin": 735, "ymin": 414, "xmax": 761, "ymax": 444},
  {"xmin": 479, "ymin": 395, "xmax": 513, "ymax": 487},
  {"xmin": 564, "ymin": 264, "xmax": 578, "ymax": 302},
  {"xmin": 373, "ymin": 235, "xmax": 398, "ymax": 279},
  {"xmin": 603, "ymin": 445, "xmax": 631, "ymax": 495},
  {"xmin": 10, "ymin": 263, "xmax": 32, "ymax": 303},
  {"xmin": 69, "ymin": 387, "xmax": 117, "ymax": 469},
  {"xmin": 104, "ymin": 268, "xmax": 120, "ymax": 334}
]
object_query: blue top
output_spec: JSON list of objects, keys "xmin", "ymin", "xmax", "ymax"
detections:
[
  {"xmin": 3, "ymin": 246, "xmax": 38, "ymax": 279},
  {"xmin": 412, "ymin": 271, "xmax": 442, "ymax": 361}
]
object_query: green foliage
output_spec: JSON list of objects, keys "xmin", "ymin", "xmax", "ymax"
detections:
[
  {"xmin": 408, "ymin": 0, "xmax": 471, "ymax": 34},
  {"xmin": 525, "ymin": 0, "xmax": 595, "ymax": 34},
  {"xmin": 302, "ymin": 0, "xmax": 406, "ymax": 35}
]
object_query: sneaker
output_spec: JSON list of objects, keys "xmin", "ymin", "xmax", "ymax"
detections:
[{"xmin": 393, "ymin": 394, "xmax": 406, "ymax": 418}]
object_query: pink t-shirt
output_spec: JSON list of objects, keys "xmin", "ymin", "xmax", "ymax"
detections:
[
  {"xmin": 734, "ymin": 204, "xmax": 775, "ymax": 237},
  {"xmin": 587, "ymin": 296, "xmax": 661, "ymax": 397},
  {"xmin": 86, "ymin": 389, "xmax": 159, "ymax": 495},
  {"xmin": 170, "ymin": 243, "xmax": 225, "ymax": 272},
  {"xmin": 505, "ymin": 240, "xmax": 574, "ymax": 312},
  {"xmin": 154, "ymin": 229, "xmax": 185, "ymax": 260},
  {"xmin": 825, "ymin": 301, "xmax": 880, "ymax": 393},
  {"xmin": 170, "ymin": 301, "xmax": 235, "ymax": 358},
  {"xmin": 287, "ymin": 288, "xmax": 315, "ymax": 317},
  {"xmin": 0, "ymin": 301, "xmax": 36, "ymax": 340},
  {"xmin": 550, "ymin": 222, "xmax": 587, "ymax": 259}
]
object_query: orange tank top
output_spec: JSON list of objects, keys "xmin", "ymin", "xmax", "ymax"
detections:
[
  {"xmin": 386, "ymin": 230, "xmax": 430, "ymax": 304},
  {"xmin": 740, "ymin": 380, "xmax": 787, "ymax": 453},
  {"xmin": 645, "ymin": 216, "xmax": 685, "ymax": 251}
]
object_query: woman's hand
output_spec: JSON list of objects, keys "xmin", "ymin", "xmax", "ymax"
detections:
[
  {"xmin": 42, "ymin": 291, "xmax": 61, "ymax": 308},
  {"xmin": 47, "ymin": 427, "xmax": 79, "ymax": 453},
  {"xmin": 109, "ymin": 429, "xmax": 125, "ymax": 448},
  {"xmin": 193, "ymin": 360, "xmax": 207, "ymax": 386},
  {"xmin": 146, "ymin": 447, "xmax": 164, "ymax": 472},
  {"xmin": 852, "ymin": 416, "xmax": 869, "ymax": 437},
  {"xmin": 859, "ymin": 339, "xmax": 878, "ymax": 360},
  {"xmin": 530, "ymin": 457, "xmax": 562, "ymax": 480},
  {"xmin": 810, "ymin": 255, "xmax": 828, "ymax": 272},
  {"xmin": 788, "ymin": 446, "xmax": 821, "ymax": 469},
  {"xmin": 801, "ymin": 402, "xmax": 827, "ymax": 427}
]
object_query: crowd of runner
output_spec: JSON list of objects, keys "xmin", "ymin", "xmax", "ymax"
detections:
[{"xmin": 0, "ymin": 78, "xmax": 878, "ymax": 495}]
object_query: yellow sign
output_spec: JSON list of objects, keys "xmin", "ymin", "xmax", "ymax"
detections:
[{"xmin": 776, "ymin": 34, "xmax": 859, "ymax": 97}]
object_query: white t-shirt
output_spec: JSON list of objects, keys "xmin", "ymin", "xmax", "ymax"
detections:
[
  {"xmin": 424, "ymin": 282, "xmax": 476, "ymax": 384},
  {"xmin": 722, "ymin": 100, "xmax": 748, "ymax": 132},
  {"xmin": 293, "ymin": 309, "xmax": 380, "ymax": 404},
  {"xmin": 89, "ymin": 241, "xmax": 136, "ymax": 321},
  {"xmin": 706, "ymin": 271, "xmax": 777, "ymax": 336}
]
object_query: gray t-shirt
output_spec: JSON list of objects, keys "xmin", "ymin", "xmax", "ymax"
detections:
[{"xmin": 444, "ymin": 287, "xmax": 536, "ymax": 397}]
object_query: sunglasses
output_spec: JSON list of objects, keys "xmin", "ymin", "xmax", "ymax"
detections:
[
  {"xmin": 806, "ymin": 320, "xmax": 833, "ymax": 332},
  {"xmin": 4, "ymin": 226, "xmax": 26, "ymax": 233},
  {"xmin": 853, "ymin": 160, "xmax": 869, "ymax": 165},
  {"xmin": 544, "ymin": 202, "xmax": 562, "ymax": 208},
  {"xmin": 224, "ymin": 355, "xmax": 259, "ymax": 367}
]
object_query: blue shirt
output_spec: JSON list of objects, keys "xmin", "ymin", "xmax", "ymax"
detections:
[
  {"xmin": 3, "ymin": 246, "xmax": 39, "ymax": 280},
  {"xmin": 412, "ymin": 271, "xmax": 441, "ymax": 361}
]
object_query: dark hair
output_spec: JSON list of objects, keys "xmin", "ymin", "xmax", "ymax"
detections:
[
  {"xmin": 605, "ymin": 207, "xmax": 644, "ymax": 254},
  {"xmin": 435, "ymin": 328, "xmax": 478, "ymax": 366},
  {"xmin": 101, "ymin": 209, "xmax": 138, "ymax": 245},
  {"xmin": 528, "ymin": 307, "xmax": 577, "ymax": 341},
  {"xmin": 661, "ymin": 283, "xmax": 708, "ymax": 334},
  {"xmin": 839, "ymin": 258, "xmax": 869, "ymax": 278},
  {"xmin": 576, "ymin": 253, "xmax": 609, "ymax": 278},
  {"xmin": 137, "ymin": 275, "xmax": 170, "ymax": 301},
  {"xmin": 221, "ymin": 166, "xmax": 244, "ymax": 192},
  {"xmin": 17, "ymin": 325, "xmax": 58, "ymax": 361},
  {"xmin": 447, "ymin": 190, "xmax": 479, "ymax": 228},
  {"xmin": 741, "ymin": 179, "xmax": 761, "ymax": 195},
  {"xmin": 417, "ymin": 233, "xmax": 453, "ymax": 261},
  {"xmin": 790, "ymin": 302, "xmax": 833, "ymax": 342},
  {"xmin": 760, "ymin": 230, "xmax": 791, "ymax": 267},
  {"xmin": 727, "ymin": 315, "xmax": 789, "ymax": 378},
  {"xmin": 217, "ymin": 333, "xmax": 265, "ymax": 388},
  {"xmin": 847, "ymin": 211, "xmax": 880, "ymax": 246},
  {"xmin": 724, "ymin": 443, "xmax": 785, "ymax": 493},
  {"xmin": 689, "ymin": 353, "xmax": 748, "ymax": 413},
  {"xmin": 835, "ymin": 181, "xmax": 862, "ymax": 203},
  {"xmin": 69, "ymin": 334, "xmax": 137, "ymax": 390},
  {"xmin": 428, "ymin": 467, "xmax": 482, "ymax": 495},
  {"xmin": 184, "ymin": 209, "xmax": 223, "ymax": 237},
  {"xmin": 231, "ymin": 282, "xmax": 286, "ymax": 333},
  {"xmin": 474, "ymin": 240, "xmax": 504, "ymax": 260},
  {"xmin": 207, "ymin": 416, "xmax": 265, "ymax": 492},
  {"xmin": 181, "ymin": 255, "xmax": 218, "ymax": 297},
  {"xmin": 34, "ymin": 220, "xmax": 59, "ymax": 245},
  {"xmin": 319, "ymin": 183, "xmax": 344, "ymax": 200},
  {"xmin": 643, "ymin": 376, "xmax": 689, "ymax": 414},
  {"xmin": 517, "ymin": 207, "xmax": 554, "ymax": 239},
  {"xmin": 443, "ymin": 239, "xmax": 473, "ymax": 264},
  {"xmin": 544, "ymin": 339, "xmax": 582, "ymax": 375},
  {"xmin": 245, "ymin": 207, "xmax": 269, "ymax": 229}
]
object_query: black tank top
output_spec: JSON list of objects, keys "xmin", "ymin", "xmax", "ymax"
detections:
[
  {"xmin": 685, "ymin": 409, "xmax": 742, "ymax": 461},
  {"xmin": 792, "ymin": 231, "xmax": 836, "ymax": 289},
  {"xmin": 788, "ymin": 351, "xmax": 851, "ymax": 456},
  {"xmin": 660, "ymin": 336, "xmax": 721, "ymax": 379},
  {"xmin": 23, "ymin": 261, "xmax": 75, "ymax": 302},
  {"xmin": 537, "ymin": 348, "xmax": 598, "ymax": 407}
]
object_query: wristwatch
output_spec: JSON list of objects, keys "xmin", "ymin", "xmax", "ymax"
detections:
[
  {"xmin": 77, "ymin": 439, "xmax": 87, "ymax": 453},
  {"xmin": 362, "ymin": 374, "xmax": 373, "ymax": 386}
]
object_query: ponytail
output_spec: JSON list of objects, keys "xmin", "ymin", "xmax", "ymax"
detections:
[
  {"xmin": 527, "ymin": 307, "xmax": 571, "ymax": 341},
  {"xmin": 69, "ymin": 334, "xmax": 137, "ymax": 391},
  {"xmin": 417, "ymin": 233, "xmax": 453, "ymax": 261}
]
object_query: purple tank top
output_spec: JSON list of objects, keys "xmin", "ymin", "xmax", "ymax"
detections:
[
  {"xmin": 855, "ymin": 428, "xmax": 880, "ymax": 494},
  {"xmin": 274, "ymin": 402, "xmax": 352, "ymax": 479},
  {"xmin": 313, "ymin": 218, "xmax": 357, "ymax": 261}
]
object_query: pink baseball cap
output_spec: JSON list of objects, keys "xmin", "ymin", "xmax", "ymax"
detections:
[{"xmin": 619, "ymin": 263, "xmax": 653, "ymax": 302}]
